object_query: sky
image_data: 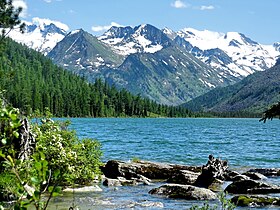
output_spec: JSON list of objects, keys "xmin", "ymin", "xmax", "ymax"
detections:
[{"xmin": 15, "ymin": 0, "xmax": 279, "ymax": 44}]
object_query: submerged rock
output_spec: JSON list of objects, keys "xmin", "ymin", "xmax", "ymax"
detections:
[
  {"xmin": 225, "ymin": 179, "xmax": 280, "ymax": 194},
  {"xmin": 247, "ymin": 168, "xmax": 280, "ymax": 177},
  {"xmin": 149, "ymin": 184, "xmax": 217, "ymax": 200},
  {"xmin": 242, "ymin": 172, "xmax": 267, "ymax": 180},
  {"xmin": 231, "ymin": 195, "xmax": 280, "ymax": 207},
  {"xmin": 63, "ymin": 185, "xmax": 102, "ymax": 193}
]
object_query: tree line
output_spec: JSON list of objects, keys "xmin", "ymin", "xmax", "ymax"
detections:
[{"xmin": 0, "ymin": 38, "xmax": 192, "ymax": 118}]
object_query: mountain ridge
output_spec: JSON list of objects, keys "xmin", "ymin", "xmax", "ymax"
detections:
[
  {"xmin": 7, "ymin": 19, "xmax": 280, "ymax": 106},
  {"xmin": 182, "ymin": 61, "xmax": 280, "ymax": 113}
]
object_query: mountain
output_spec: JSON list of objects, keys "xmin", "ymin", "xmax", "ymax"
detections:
[
  {"xmin": 1, "ymin": 38, "xmax": 191, "ymax": 118},
  {"xmin": 47, "ymin": 24, "xmax": 280, "ymax": 105},
  {"xmin": 98, "ymin": 24, "xmax": 172, "ymax": 55},
  {"xmin": 8, "ymin": 17, "xmax": 68, "ymax": 55},
  {"xmin": 182, "ymin": 60, "xmax": 280, "ymax": 113},
  {"xmin": 170, "ymin": 28, "xmax": 280, "ymax": 81},
  {"xmin": 48, "ymin": 26, "xmax": 232, "ymax": 105},
  {"xmin": 8, "ymin": 19, "xmax": 280, "ymax": 106},
  {"xmin": 48, "ymin": 29, "xmax": 124, "ymax": 71},
  {"xmin": 102, "ymin": 45, "xmax": 229, "ymax": 105}
]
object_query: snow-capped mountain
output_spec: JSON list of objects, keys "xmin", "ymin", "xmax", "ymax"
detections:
[
  {"xmin": 48, "ymin": 29, "xmax": 124, "ymax": 71},
  {"xmin": 98, "ymin": 24, "xmax": 172, "ymax": 55},
  {"xmin": 8, "ymin": 17, "xmax": 68, "ymax": 55},
  {"xmin": 98, "ymin": 24, "xmax": 280, "ymax": 82},
  {"xmin": 172, "ymin": 28, "xmax": 280, "ymax": 78}
]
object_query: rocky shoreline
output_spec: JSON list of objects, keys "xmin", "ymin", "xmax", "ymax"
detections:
[{"xmin": 99, "ymin": 155, "xmax": 280, "ymax": 208}]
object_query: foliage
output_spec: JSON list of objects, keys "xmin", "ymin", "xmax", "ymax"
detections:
[
  {"xmin": 189, "ymin": 192, "xmax": 235, "ymax": 210},
  {"xmin": 0, "ymin": 0, "xmax": 25, "ymax": 39},
  {"xmin": 33, "ymin": 118, "xmax": 103, "ymax": 185},
  {"xmin": 0, "ymin": 38, "xmax": 192, "ymax": 118},
  {"xmin": 0, "ymin": 102, "xmax": 103, "ymax": 209},
  {"xmin": 260, "ymin": 101, "xmax": 280, "ymax": 122}
]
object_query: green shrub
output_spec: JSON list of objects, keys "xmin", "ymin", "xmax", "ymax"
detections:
[{"xmin": 0, "ymin": 102, "xmax": 103, "ymax": 209}]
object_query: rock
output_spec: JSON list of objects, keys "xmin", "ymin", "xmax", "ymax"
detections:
[
  {"xmin": 101, "ymin": 160, "xmax": 201, "ymax": 180},
  {"xmin": 63, "ymin": 185, "xmax": 102, "ymax": 193},
  {"xmin": 103, "ymin": 178, "xmax": 122, "ymax": 187},
  {"xmin": 231, "ymin": 174, "xmax": 250, "ymax": 182},
  {"xmin": 103, "ymin": 176, "xmax": 150, "ymax": 187},
  {"xmin": 127, "ymin": 201, "xmax": 164, "ymax": 208},
  {"xmin": 167, "ymin": 170, "xmax": 200, "ymax": 185},
  {"xmin": 231, "ymin": 195, "xmax": 280, "ymax": 207},
  {"xmin": 194, "ymin": 155, "xmax": 228, "ymax": 188},
  {"xmin": 149, "ymin": 184, "xmax": 217, "ymax": 200},
  {"xmin": 224, "ymin": 170, "xmax": 242, "ymax": 181},
  {"xmin": 247, "ymin": 168, "xmax": 280, "ymax": 177},
  {"xmin": 137, "ymin": 174, "xmax": 152, "ymax": 185},
  {"xmin": 225, "ymin": 179, "xmax": 280, "ymax": 194},
  {"xmin": 242, "ymin": 172, "xmax": 267, "ymax": 180}
]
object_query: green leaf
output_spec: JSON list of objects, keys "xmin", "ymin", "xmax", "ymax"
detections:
[
  {"xmin": 34, "ymin": 162, "xmax": 42, "ymax": 171},
  {"xmin": 33, "ymin": 190, "xmax": 40, "ymax": 200},
  {"xmin": 1, "ymin": 138, "xmax": 7, "ymax": 145},
  {"xmin": 48, "ymin": 186, "xmax": 54, "ymax": 193},
  {"xmin": 12, "ymin": 130, "xmax": 19, "ymax": 138},
  {"xmin": 31, "ymin": 176, "xmax": 39, "ymax": 184}
]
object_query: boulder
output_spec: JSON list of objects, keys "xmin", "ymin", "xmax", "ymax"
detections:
[
  {"xmin": 103, "ymin": 178, "xmax": 122, "ymax": 187},
  {"xmin": 225, "ymin": 179, "xmax": 280, "ymax": 194},
  {"xmin": 224, "ymin": 170, "xmax": 242, "ymax": 181},
  {"xmin": 149, "ymin": 184, "xmax": 217, "ymax": 200},
  {"xmin": 246, "ymin": 168, "xmax": 280, "ymax": 177},
  {"xmin": 242, "ymin": 172, "xmax": 267, "ymax": 180},
  {"xmin": 101, "ymin": 160, "xmax": 201, "ymax": 180},
  {"xmin": 194, "ymin": 155, "xmax": 228, "ymax": 188},
  {"xmin": 167, "ymin": 170, "xmax": 200, "ymax": 185},
  {"xmin": 231, "ymin": 195, "xmax": 280, "ymax": 207},
  {"xmin": 231, "ymin": 174, "xmax": 250, "ymax": 182},
  {"xmin": 103, "ymin": 175, "xmax": 151, "ymax": 187}
]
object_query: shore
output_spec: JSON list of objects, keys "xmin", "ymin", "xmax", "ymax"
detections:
[{"xmin": 49, "ymin": 156, "xmax": 280, "ymax": 209}]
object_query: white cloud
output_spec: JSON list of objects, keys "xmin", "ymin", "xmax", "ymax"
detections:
[
  {"xmin": 171, "ymin": 0, "xmax": 188, "ymax": 9},
  {"xmin": 91, "ymin": 22, "xmax": 123, "ymax": 32},
  {"xmin": 12, "ymin": 0, "xmax": 28, "ymax": 18},
  {"xmin": 32, "ymin": 17, "xmax": 69, "ymax": 31},
  {"xmin": 200, "ymin": 5, "xmax": 215, "ymax": 11}
]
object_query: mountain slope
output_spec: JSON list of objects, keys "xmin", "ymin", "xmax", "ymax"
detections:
[
  {"xmin": 48, "ymin": 27, "xmax": 231, "ymax": 105},
  {"xmin": 48, "ymin": 29, "xmax": 124, "ymax": 71},
  {"xmin": 104, "ymin": 46, "xmax": 223, "ymax": 105},
  {"xmin": 183, "ymin": 61, "xmax": 280, "ymax": 113},
  {"xmin": 1, "ymin": 38, "xmax": 191, "ymax": 118}
]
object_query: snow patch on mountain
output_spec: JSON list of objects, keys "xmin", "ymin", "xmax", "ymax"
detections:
[
  {"xmin": 8, "ymin": 17, "xmax": 68, "ymax": 55},
  {"xmin": 98, "ymin": 24, "xmax": 168, "ymax": 55},
  {"xmin": 174, "ymin": 28, "xmax": 280, "ymax": 77}
]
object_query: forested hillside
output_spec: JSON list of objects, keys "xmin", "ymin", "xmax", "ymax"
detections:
[
  {"xmin": 0, "ymin": 38, "xmax": 191, "ymax": 117},
  {"xmin": 182, "ymin": 60, "xmax": 280, "ymax": 115}
]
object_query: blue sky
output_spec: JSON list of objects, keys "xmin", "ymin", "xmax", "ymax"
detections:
[{"xmin": 16, "ymin": 0, "xmax": 279, "ymax": 44}]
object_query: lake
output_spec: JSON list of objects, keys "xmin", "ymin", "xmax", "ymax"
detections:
[{"xmin": 52, "ymin": 118, "xmax": 280, "ymax": 209}]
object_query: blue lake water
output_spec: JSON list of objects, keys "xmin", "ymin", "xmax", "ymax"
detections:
[
  {"xmin": 69, "ymin": 118, "xmax": 279, "ymax": 168},
  {"xmin": 52, "ymin": 118, "xmax": 280, "ymax": 209}
]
